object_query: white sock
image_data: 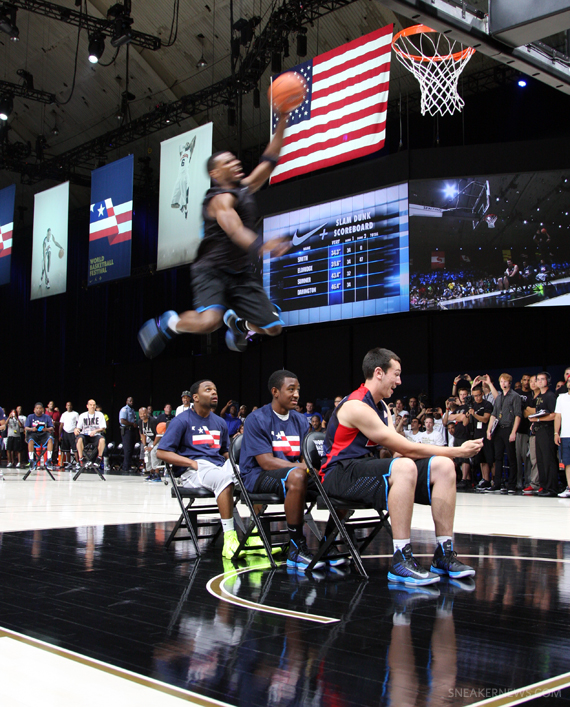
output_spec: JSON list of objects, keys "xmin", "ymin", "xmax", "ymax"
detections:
[
  {"xmin": 221, "ymin": 518, "xmax": 234, "ymax": 533},
  {"xmin": 29, "ymin": 452, "xmax": 34, "ymax": 461},
  {"xmin": 436, "ymin": 535, "xmax": 452, "ymax": 548},
  {"xmin": 167, "ymin": 313, "xmax": 181, "ymax": 334},
  {"xmin": 393, "ymin": 538, "xmax": 410, "ymax": 553}
]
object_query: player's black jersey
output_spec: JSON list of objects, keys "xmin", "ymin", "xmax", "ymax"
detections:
[{"xmin": 198, "ymin": 185, "xmax": 258, "ymax": 273}]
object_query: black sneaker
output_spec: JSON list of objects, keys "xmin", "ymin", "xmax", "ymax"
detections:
[
  {"xmin": 223, "ymin": 309, "xmax": 248, "ymax": 352},
  {"xmin": 320, "ymin": 538, "xmax": 349, "ymax": 567},
  {"xmin": 475, "ymin": 479, "xmax": 491, "ymax": 492},
  {"xmin": 138, "ymin": 310, "xmax": 178, "ymax": 359},
  {"xmin": 387, "ymin": 544, "xmax": 440, "ymax": 586},
  {"xmin": 430, "ymin": 540, "xmax": 475, "ymax": 578},
  {"xmin": 287, "ymin": 539, "xmax": 326, "ymax": 572}
]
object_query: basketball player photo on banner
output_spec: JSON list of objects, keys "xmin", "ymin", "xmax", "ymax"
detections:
[
  {"xmin": 157, "ymin": 122, "xmax": 213, "ymax": 270},
  {"xmin": 269, "ymin": 23, "xmax": 393, "ymax": 184},
  {"xmin": 31, "ymin": 182, "xmax": 69, "ymax": 301},
  {"xmin": 88, "ymin": 154, "xmax": 134, "ymax": 285},
  {"xmin": 0, "ymin": 183, "xmax": 16, "ymax": 286}
]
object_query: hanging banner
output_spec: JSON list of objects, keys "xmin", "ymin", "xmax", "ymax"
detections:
[
  {"xmin": 157, "ymin": 122, "xmax": 212, "ymax": 270},
  {"xmin": 89, "ymin": 154, "xmax": 134, "ymax": 285},
  {"xmin": 31, "ymin": 182, "xmax": 69, "ymax": 300},
  {"xmin": 0, "ymin": 184, "xmax": 15, "ymax": 286}
]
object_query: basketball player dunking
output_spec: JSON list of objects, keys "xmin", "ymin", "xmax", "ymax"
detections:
[{"xmin": 138, "ymin": 112, "xmax": 291, "ymax": 357}]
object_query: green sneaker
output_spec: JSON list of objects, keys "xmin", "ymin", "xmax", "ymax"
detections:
[
  {"xmin": 222, "ymin": 530, "xmax": 244, "ymax": 559},
  {"xmin": 244, "ymin": 535, "xmax": 283, "ymax": 556}
]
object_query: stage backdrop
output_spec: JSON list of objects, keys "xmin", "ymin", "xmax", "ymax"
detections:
[
  {"xmin": 0, "ymin": 183, "xmax": 15, "ymax": 286},
  {"xmin": 31, "ymin": 182, "xmax": 69, "ymax": 300},
  {"xmin": 157, "ymin": 122, "xmax": 213, "ymax": 271},
  {"xmin": 89, "ymin": 155, "xmax": 134, "ymax": 286}
]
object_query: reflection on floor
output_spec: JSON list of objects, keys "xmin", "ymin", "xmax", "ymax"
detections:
[{"xmin": 1, "ymin": 520, "xmax": 570, "ymax": 706}]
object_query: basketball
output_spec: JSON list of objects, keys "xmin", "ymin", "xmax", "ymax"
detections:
[
  {"xmin": 156, "ymin": 422, "xmax": 166, "ymax": 435},
  {"xmin": 59, "ymin": 248, "xmax": 64, "ymax": 259},
  {"xmin": 541, "ymin": 228, "xmax": 547, "ymax": 234},
  {"xmin": 268, "ymin": 72, "xmax": 307, "ymax": 113}
]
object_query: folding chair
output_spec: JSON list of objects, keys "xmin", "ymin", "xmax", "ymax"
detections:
[
  {"xmin": 73, "ymin": 441, "xmax": 106, "ymax": 481},
  {"xmin": 23, "ymin": 438, "xmax": 56, "ymax": 481},
  {"xmin": 302, "ymin": 430, "xmax": 392, "ymax": 578},
  {"xmin": 165, "ymin": 465, "xmax": 244, "ymax": 555},
  {"xmin": 228, "ymin": 434, "xmax": 321, "ymax": 569}
]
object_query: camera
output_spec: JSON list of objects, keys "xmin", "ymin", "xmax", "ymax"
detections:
[{"xmin": 464, "ymin": 395, "xmax": 474, "ymax": 409}]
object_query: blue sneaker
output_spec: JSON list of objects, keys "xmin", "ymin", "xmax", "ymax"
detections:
[
  {"xmin": 287, "ymin": 539, "xmax": 326, "ymax": 572},
  {"xmin": 430, "ymin": 540, "xmax": 475, "ymax": 578},
  {"xmin": 223, "ymin": 309, "xmax": 247, "ymax": 352},
  {"xmin": 388, "ymin": 544, "xmax": 440, "ymax": 586},
  {"xmin": 138, "ymin": 310, "xmax": 178, "ymax": 359}
]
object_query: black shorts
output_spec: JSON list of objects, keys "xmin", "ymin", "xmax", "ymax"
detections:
[
  {"xmin": 253, "ymin": 467, "xmax": 318, "ymax": 502},
  {"xmin": 26, "ymin": 431, "xmax": 52, "ymax": 448},
  {"xmin": 191, "ymin": 266, "xmax": 284, "ymax": 329},
  {"xmin": 78, "ymin": 434, "xmax": 104, "ymax": 447},
  {"xmin": 60, "ymin": 431, "xmax": 77, "ymax": 452},
  {"xmin": 6, "ymin": 436, "xmax": 21, "ymax": 452},
  {"xmin": 473, "ymin": 437, "xmax": 494, "ymax": 466},
  {"xmin": 322, "ymin": 457, "xmax": 433, "ymax": 513}
]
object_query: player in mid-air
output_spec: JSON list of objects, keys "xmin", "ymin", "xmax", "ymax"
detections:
[
  {"xmin": 171, "ymin": 135, "xmax": 196, "ymax": 219},
  {"xmin": 138, "ymin": 110, "xmax": 291, "ymax": 357},
  {"xmin": 40, "ymin": 228, "xmax": 64, "ymax": 290}
]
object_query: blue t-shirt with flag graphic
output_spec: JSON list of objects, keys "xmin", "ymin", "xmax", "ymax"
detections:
[
  {"xmin": 239, "ymin": 403, "xmax": 309, "ymax": 492},
  {"xmin": 25, "ymin": 413, "xmax": 53, "ymax": 433},
  {"xmin": 157, "ymin": 408, "xmax": 229, "ymax": 467}
]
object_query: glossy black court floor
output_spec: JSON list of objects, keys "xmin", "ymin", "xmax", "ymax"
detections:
[{"xmin": 1, "ymin": 523, "xmax": 569, "ymax": 706}]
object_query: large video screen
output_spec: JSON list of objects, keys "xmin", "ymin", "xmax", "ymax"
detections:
[
  {"xmin": 31, "ymin": 182, "xmax": 69, "ymax": 300},
  {"xmin": 409, "ymin": 170, "xmax": 570, "ymax": 310},
  {"xmin": 262, "ymin": 184, "xmax": 409, "ymax": 326}
]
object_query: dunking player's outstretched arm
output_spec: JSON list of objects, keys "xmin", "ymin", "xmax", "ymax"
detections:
[
  {"xmin": 241, "ymin": 113, "xmax": 288, "ymax": 193},
  {"xmin": 209, "ymin": 193, "xmax": 290, "ymax": 257},
  {"xmin": 338, "ymin": 399, "xmax": 482, "ymax": 461}
]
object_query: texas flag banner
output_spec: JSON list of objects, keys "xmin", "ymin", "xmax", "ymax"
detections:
[
  {"xmin": 0, "ymin": 184, "xmax": 16, "ymax": 286},
  {"xmin": 88, "ymin": 155, "xmax": 133, "ymax": 285},
  {"xmin": 270, "ymin": 24, "xmax": 393, "ymax": 184}
]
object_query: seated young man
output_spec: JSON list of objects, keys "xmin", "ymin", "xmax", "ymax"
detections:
[
  {"xmin": 321, "ymin": 348, "xmax": 482, "ymax": 586},
  {"xmin": 157, "ymin": 379, "xmax": 243, "ymax": 559},
  {"xmin": 25, "ymin": 402, "xmax": 55, "ymax": 469},
  {"xmin": 240, "ymin": 370, "xmax": 346, "ymax": 572},
  {"xmin": 75, "ymin": 399, "xmax": 107, "ymax": 468}
]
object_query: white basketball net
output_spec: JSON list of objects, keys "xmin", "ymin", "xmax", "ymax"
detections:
[{"xmin": 392, "ymin": 26, "xmax": 475, "ymax": 117}]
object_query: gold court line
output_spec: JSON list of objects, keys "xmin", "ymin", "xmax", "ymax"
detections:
[
  {"xmin": 0, "ymin": 627, "xmax": 234, "ymax": 706},
  {"xmin": 464, "ymin": 671, "xmax": 570, "ymax": 707},
  {"xmin": 206, "ymin": 566, "xmax": 339, "ymax": 623}
]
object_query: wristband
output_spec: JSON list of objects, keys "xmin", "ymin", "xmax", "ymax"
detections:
[{"xmin": 260, "ymin": 154, "xmax": 279, "ymax": 170}]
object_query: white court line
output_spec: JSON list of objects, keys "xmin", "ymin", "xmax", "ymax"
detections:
[
  {"xmin": 463, "ymin": 671, "xmax": 570, "ymax": 707},
  {"xmin": 0, "ymin": 627, "xmax": 234, "ymax": 706}
]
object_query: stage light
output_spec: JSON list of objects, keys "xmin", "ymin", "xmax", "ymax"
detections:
[
  {"xmin": 110, "ymin": 16, "xmax": 133, "ymax": 48},
  {"xmin": 0, "ymin": 94, "xmax": 13, "ymax": 121},
  {"xmin": 88, "ymin": 32, "xmax": 105, "ymax": 63},
  {"xmin": 518, "ymin": 78, "xmax": 527, "ymax": 88},
  {"xmin": 0, "ymin": 4, "xmax": 19, "ymax": 41},
  {"xmin": 443, "ymin": 183, "xmax": 457, "ymax": 199}
]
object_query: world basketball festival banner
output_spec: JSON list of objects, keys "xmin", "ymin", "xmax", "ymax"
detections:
[
  {"xmin": 0, "ymin": 184, "xmax": 16, "ymax": 286},
  {"xmin": 89, "ymin": 154, "xmax": 134, "ymax": 285},
  {"xmin": 269, "ymin": 24, "xmax": 393, "ymax": 184},
  {"xmin": 31, "ymin": 182, "xmax": 69, "ymax": 301},
  {"xmin": 157, "ymin": 122, "xmax": 213, "ymax": 271}
]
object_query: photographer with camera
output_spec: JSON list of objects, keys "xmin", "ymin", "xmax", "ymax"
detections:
[
  {"xmin": 443, "ymin": 389, "xmax": 472, "ymax": 489},
  {"xmin": 468, "ymin": 386, "xmax": 494, "ymax": 491},
  {"xmin": 408, "ymin": 396, "xmax": 427, "ymax": 425},
  {"xmin": 451, "ymin": 374, "xmax": 472, "ymax": 399}
]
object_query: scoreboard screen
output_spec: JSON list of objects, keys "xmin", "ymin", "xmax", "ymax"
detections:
[{"xmin": 262, "ymin": 183, "xmax": 409, "ymax": 326}]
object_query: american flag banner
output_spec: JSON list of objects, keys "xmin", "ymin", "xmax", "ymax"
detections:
[
  {"xmin": 270, "ymin": 24, "xmax": 393, "ymax": 184},
  {"xmin": 88, "ymin": 155, "xmax": 134, "ymax": 285},
  {"xmin": 0, "ymin": 184, "xmax": 16, "ymax": 285}
]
